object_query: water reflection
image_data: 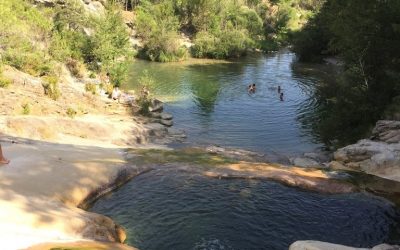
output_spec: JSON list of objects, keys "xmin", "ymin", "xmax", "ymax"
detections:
[
  {"xmin": 90, "ymin": 170, "xmax": 400, "ymax": 250},
  {"xmin": 126, "ymin": 52, "xmax": 345, "ymax": 156}
]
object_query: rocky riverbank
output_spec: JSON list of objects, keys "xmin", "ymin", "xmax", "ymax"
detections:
[{"xmin": 329, "ymin": 120, "xmax": 400, "ymax": 183}]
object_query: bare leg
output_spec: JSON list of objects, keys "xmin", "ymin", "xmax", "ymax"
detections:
[{"xmin": 0, "ymin": 145, "xmax": 10, "ymax": 165}]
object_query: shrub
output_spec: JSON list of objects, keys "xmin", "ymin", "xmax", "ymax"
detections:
[
  {"xmin": 90, "ymin": 9, "xmax": 131, "ymax": 67},
  {"xmin": 136, "ymin": 70, "xmax": 154, "ymax": 115},
  {"xmin": 136, "ymin": 96, "xmax": 152, "ymax": 116},
  {"xmin": 0, "ymin": 75, "xmax": 12, "ymax": 88},
  {"xmin": 135, "ymin": 1, "xmax": 186, "ymax": 62},
  {"xmin": 66, "ymin": 58, "xmax": 85, "ymax": 78},
  {"xmin": 85, "ymin": 82, "xmax": 97, "ymax": 94},
  {"xmin": 106, "ymin": 61, "xmax": 129, "ymax": 88},
  {"xmin": 192, "ymin": 29, "xmax": 252, "ymax": 59},
  {"xmin": 21, "ymin": 103, "xmax": 31, "ymax": 115},
  {"xmin": 144, "ymin": 31, "xmax": 188, "ymax": 62},
  {"xmin": 66, "ymin": 107, "xmax": 77, "ymax": 118},
  {"xmin": 42, "ymin": 76, "xmax": 61, "ymax": 100},
  {"xmin": 3, "ymin": 48, "xmax": 53, "ymax": 77}
]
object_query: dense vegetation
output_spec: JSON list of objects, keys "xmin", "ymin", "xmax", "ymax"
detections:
[
  {"xmin": 125, "ymin": 0, "xmax": 324, "ymax": 61},
  {"xmin": 293, "ymin": 0, "xmax": 400, "ymax": 145},
  {"xmin": 0, "ymin": 0, "xmax": 132, "ymax": 95}
]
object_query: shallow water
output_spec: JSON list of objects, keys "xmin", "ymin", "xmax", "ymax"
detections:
[
  {"xmin": 90, "ymin": 170, "xmax": 400, "ymax": 250},
  {"xmin": 127, "ymin": 51, "xmax": 331, "ymax": 157}
]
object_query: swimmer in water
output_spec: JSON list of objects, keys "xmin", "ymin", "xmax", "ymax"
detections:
[
  {"xmin": 278, "ymin": 85, "xmax": 281, "ymax": 93},
  {"xmin": 280, "ymin": 92, "xmax": 284, "ymax": 101}
]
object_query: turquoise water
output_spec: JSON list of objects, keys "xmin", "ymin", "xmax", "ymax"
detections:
[
  {"xmin": 127, "ymin": 51, "xmax": 327, "ymax": 157},
  {"xmin": 90, "ymin": 170, "xmax": 400, "ymax": 250}
]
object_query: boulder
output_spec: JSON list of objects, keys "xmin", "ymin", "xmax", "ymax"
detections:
[
  {"xmin": 289, "ymin": 241, "xmax": 399, "ymax": 250},
  {"xmin": 330, "ymin": 120, "xmax": 400, "ymax": 183},
  {"xmin": 372, "ymin": 244, "xmax": 400, "ymax": 250},
  {"xmin": 149, "ymin": 99, "xmax": 164, "ymax": 113},
  {"xmin": 161, "ymin": 112, "xmax": 173, "ymax": 120},
  {"xmin": 167, "ymin": 128, "xmax": 186, "ymax": 139},
  {"xmin": 372, "ymin": 120, "xmax": 400, "ymax": 143},
  {"xmin": 304, "ymin": 151, "xmax": 332, "ymax": 163},
  {"xmin": 144, "ymin": 123, "xmax": 168, "ymax": 137},
  {"xmin": 160, "ymin": 119, "xmax": 173, "ymax": 127},
  {"xmin": 289, "ymin": 241, "xmax": 368, "ymax": 250}
]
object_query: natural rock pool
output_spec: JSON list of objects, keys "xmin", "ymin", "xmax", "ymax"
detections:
[
  {"xmin": 90, "ymin": 169, "xmax": 400, "ymax": 250},
  {"xmin": 91, "ymin": 51, "xmax": 400, "ymax": 249}
]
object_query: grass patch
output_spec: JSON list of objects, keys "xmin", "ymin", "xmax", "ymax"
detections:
[
  {"xmin": 66, "ymin": 107, "xmax": 77, "ymax": 118},
  {"xmin": 85, "ymin": 83, "xmax": 97, "ymax": 95},
  {"xmin": 21, "ymin": 103, "xmax": 31, "ymax": 115},
  {"xmin": 0, "ymin": 75, "xmax": 12, "ymax": 88}
]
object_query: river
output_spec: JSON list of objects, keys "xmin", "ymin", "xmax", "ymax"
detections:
[
  {"xmin": 90, "ymin": 51, "xmax": 400, "ymax": 250},
  {"xmin": 125, "ymin": 51, "xmax": 334, "ymax": 158}
]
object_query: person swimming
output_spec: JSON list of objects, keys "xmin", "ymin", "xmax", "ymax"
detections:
[
  {"xmin": 248, "ymin": 83, "xmax": 256, "ymax": 93},
  {"xmin": 280, "ymin": 92, "xmax": 284, "ymax": 101},
  {"xmin": 278, "ymin": 85, "xmax": 281, "ymax": 93}
]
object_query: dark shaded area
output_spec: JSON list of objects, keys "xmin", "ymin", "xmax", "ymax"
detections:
[
  {"xmin": 292, "ymin": 0, "xmax": 400, "ymax": 148},
  {"xmin": 90, "ymin": 169, "xmax": 400, "ymax": 250}
]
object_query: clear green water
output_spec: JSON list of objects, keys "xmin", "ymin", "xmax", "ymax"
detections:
[
  {"xmin": 91, "ymin": 52, "xmax": 400, "ymax": 250},
  {"xmin": 126, "ymin": 51, "xmax": 331, "ymax": 157}
]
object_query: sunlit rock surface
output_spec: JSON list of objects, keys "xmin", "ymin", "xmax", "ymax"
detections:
[
  {"xmin": 290, "ymin": 241, "xmax": 400, "ymax": 250},
  {"xmin": 331, "ymin": 120, "xmax": 400, "ymax": 182}
]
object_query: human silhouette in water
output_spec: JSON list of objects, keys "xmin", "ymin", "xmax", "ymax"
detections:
[
  {"xmin": 278, "ymin": 85, "xmax": 281, "ymax": 93},
  {"xmin": 248, "ymin": 83, "xmax": 256, "ymax": 93},
  {"xmin": 280, "ymin": 92, "xmax": 284, "ymax": 101}
]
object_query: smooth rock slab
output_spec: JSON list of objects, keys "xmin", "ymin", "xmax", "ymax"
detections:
[
  {"xmin": 161, "ymin": 112, "xmax": 173, "ymax": 120},
  {"xmin": 290, "ymin": 157, "xmax": 321, "ymax": 168},
  {"xmin": 160, "ymin": 119, "xmax": 173, "ymax": 127},
  {"xmin": 289, "ymin": 241, "xmax": 399, "ymax": 250}
]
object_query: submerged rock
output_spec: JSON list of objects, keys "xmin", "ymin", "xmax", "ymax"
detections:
[
  {"xmin": 290, "ymin": 157, "xmax": 321, "ymax": 168},
  {"xmin": 289, "ymin": 241, "xmax": 399, "ymax": 250},
  {"xmin": 160, "ymin": 119, "xmax": 173, "ymax": 127}
]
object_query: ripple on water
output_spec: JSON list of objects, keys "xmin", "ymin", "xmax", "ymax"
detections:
[
  {"xmin": 90, "ymin": 170, "xmax": 400, "ymax": 250},
  {"xmin": 126, "ymin": 51, "xmax": 329, "ymax": 155}
]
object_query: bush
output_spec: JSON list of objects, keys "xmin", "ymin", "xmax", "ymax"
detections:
[
  {"xmin": 192, "ymin": 29, "xmax": 252, "ymax": 59},
  {"xmin": 0, "ymin": 75, "xmax": 12, "ymax": 88},
  {"xmin": 42, "ymin": 76, "xmax": 61, "ymax": 100},
  {"xmin": 105, "ymin": 61, "xmax": 129, "ymax": 88},
  {"xmin": 135, "ymin": 1, "xmax": 186, "ymax": 62},
  {"xmin": 66, "ymin": 58, "xmax": 85, "ymax": 78},
  {"xmin": 136, "ymin": 70, "xmax": 154, "ymax": 115},
  {"xmin": 21, "ymin": 103, "xmax": 31, "ymax": 115},
  {"xmin": 144, "ymin": 31, "xmax": 188, "ymax": 62},
  {"xmin": 90, "ymin": 9, "xmax": 131, "ymax": 67},
  {"xmin": 85, "ymin": 83, "xmax": 97, "ymax": 94},
  {"xmin": 66, "ymin": 107, "xmax": 77, "ymax": 118}
]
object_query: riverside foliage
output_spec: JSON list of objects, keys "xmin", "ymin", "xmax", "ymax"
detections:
[
  {"xmin": 0, "ymin": 0, "xmax": 132, "ymax": 92},
  {"xmin": 293, "ymin": 0, "xmax": 400, "ymax": 145},
  {"xmin": 131, "ymin": 0, "xmax": 324, "ymax": 61}
]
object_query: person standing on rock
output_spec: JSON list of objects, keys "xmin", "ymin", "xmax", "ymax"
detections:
[{"xmin": 0, "ymin": 144, "xmax": 10, "ymax": 165}]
